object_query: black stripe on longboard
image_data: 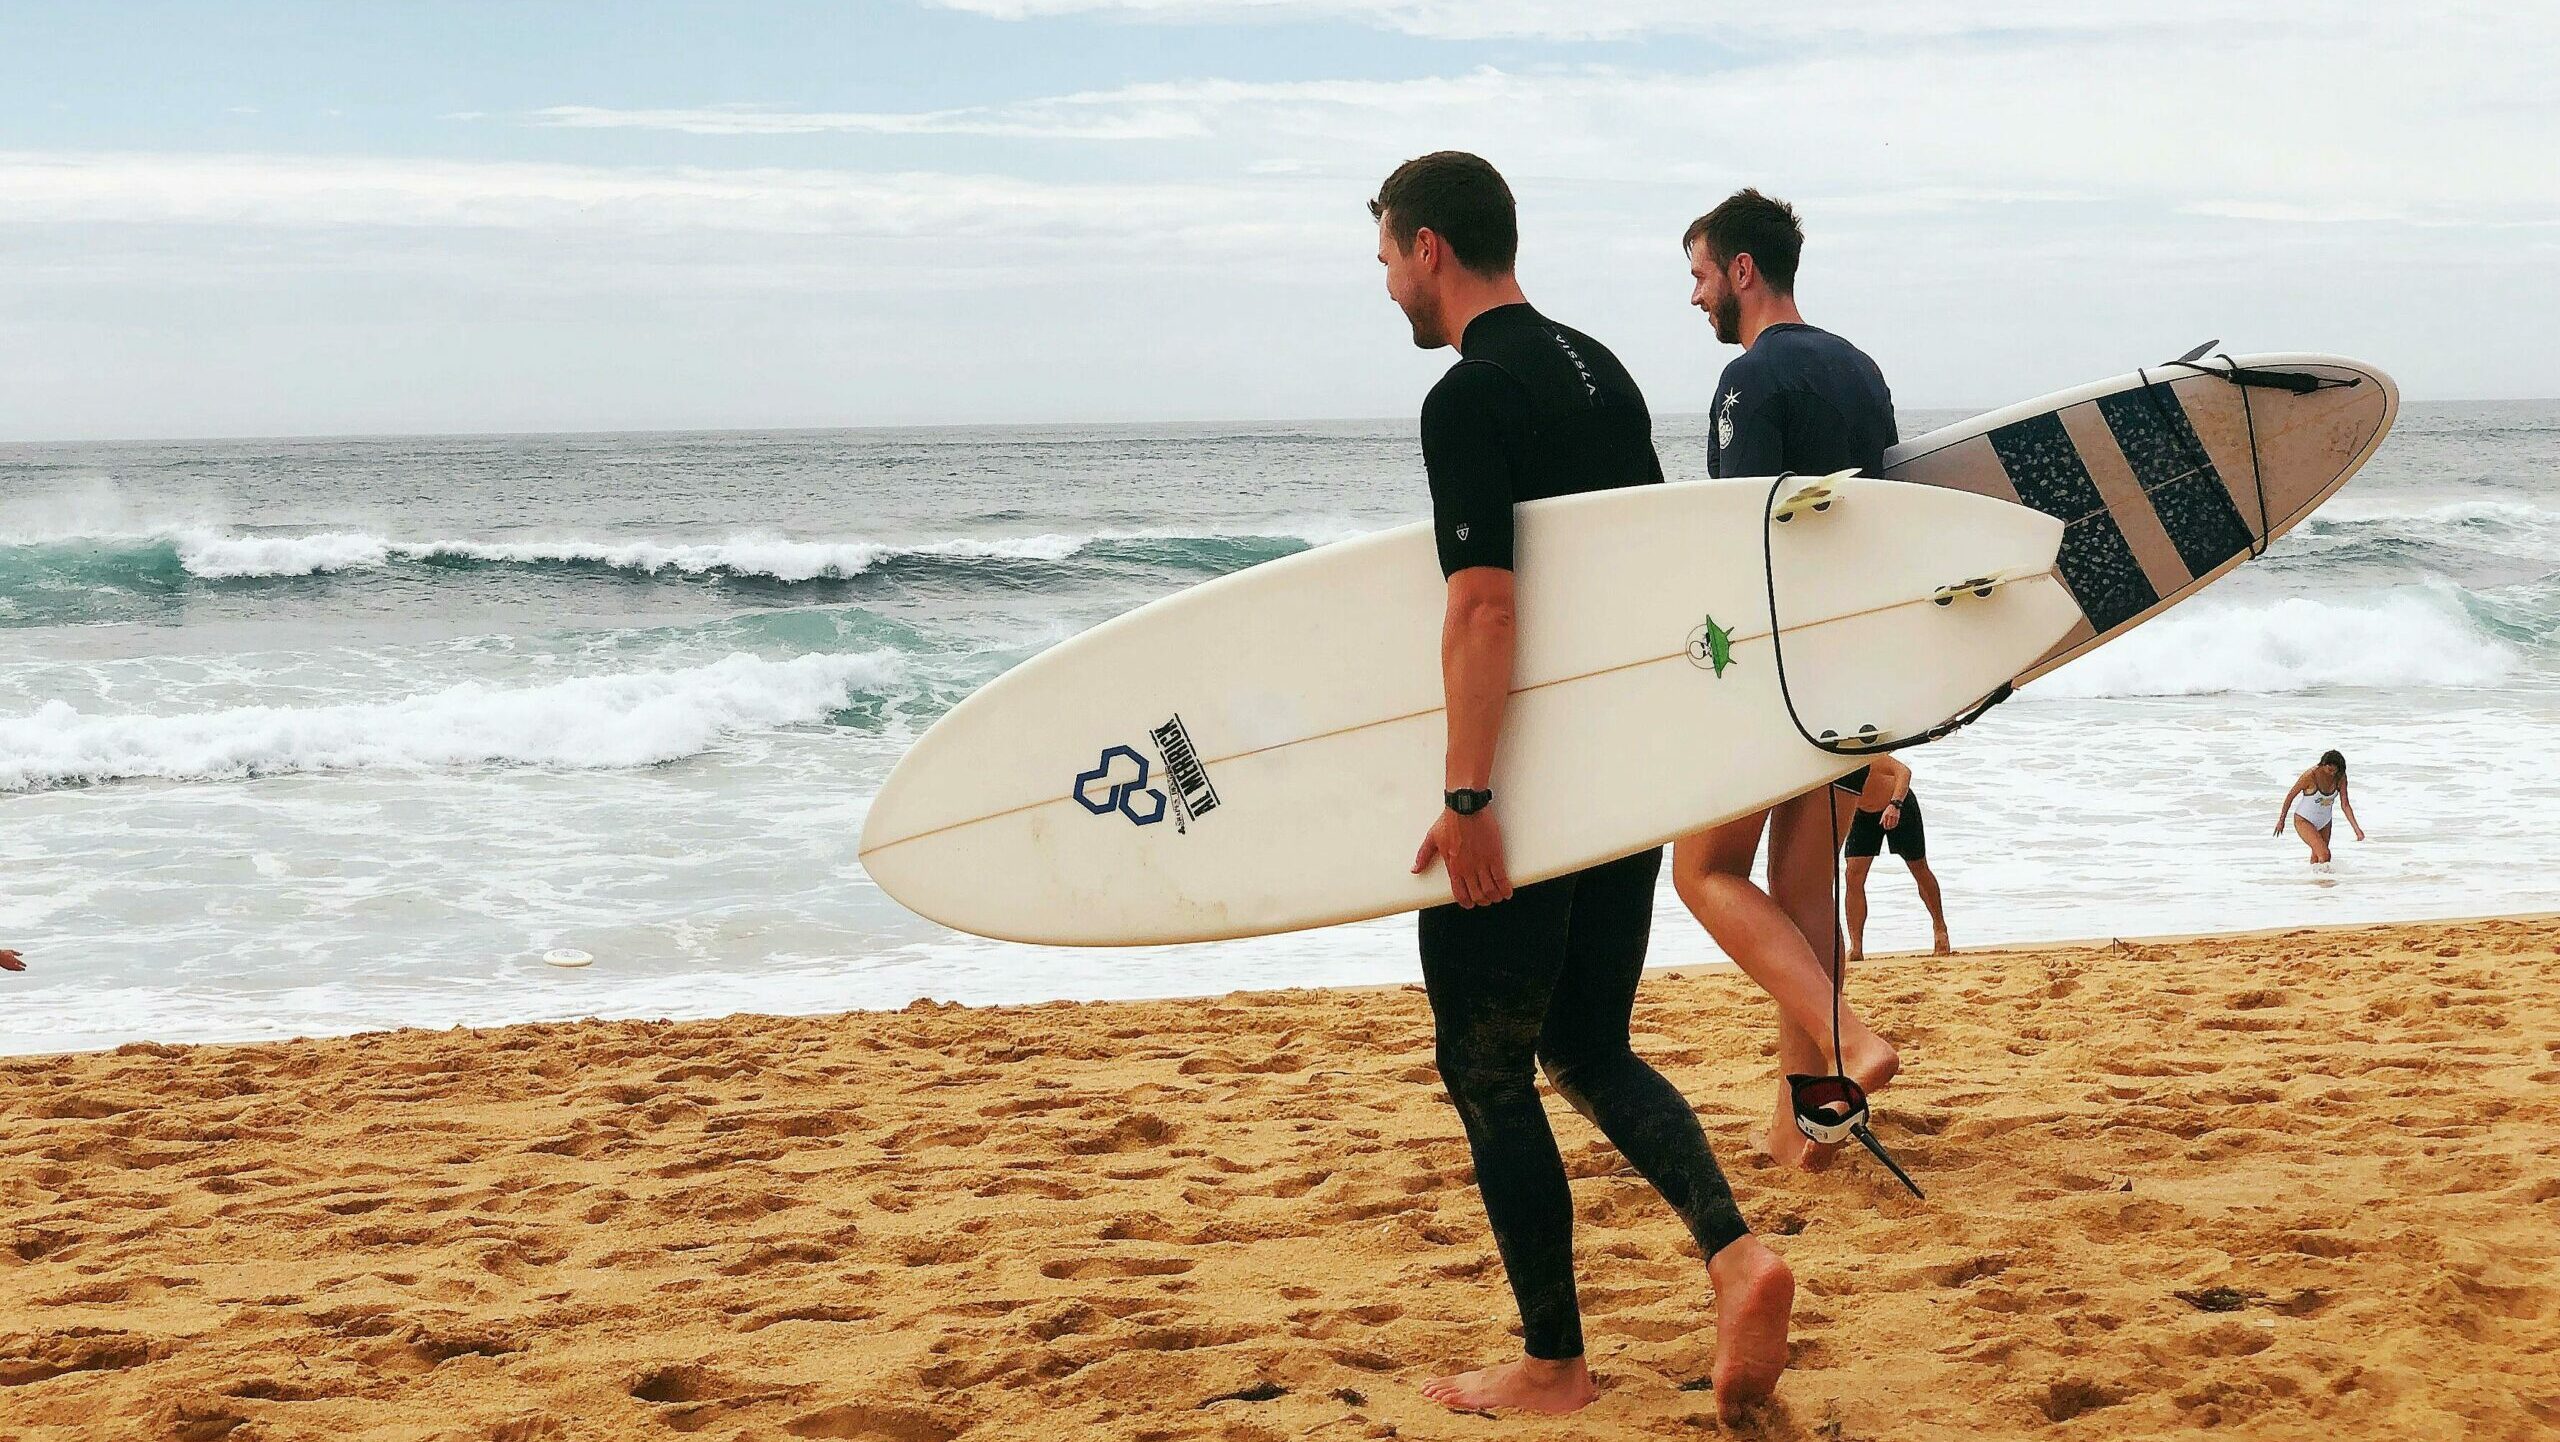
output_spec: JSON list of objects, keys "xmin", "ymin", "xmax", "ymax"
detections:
[
  {"xmin": 1986, "ymin": 412, "xmax": 2158, "ymax": 633},
  {"xmin": 2096, "ymin": 383, "xmax": 2258, "ymax": 577}
]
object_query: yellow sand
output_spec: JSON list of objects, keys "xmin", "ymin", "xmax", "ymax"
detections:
[{"xmin": 3, "ymin": 915, "xmax": 2555, "ymax": 1441}]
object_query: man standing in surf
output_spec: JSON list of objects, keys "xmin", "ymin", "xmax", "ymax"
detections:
[
  {"xmin": 1669, "ymin": 190, "xmax": 1908, "ymax": 1171},
  {"xmin": 1372, "ymin": 151, "xmax": 1793, "ymax": 1422}
]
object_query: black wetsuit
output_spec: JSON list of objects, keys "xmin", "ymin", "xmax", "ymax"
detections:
[
  {"xmin": 1705, "ymin": 322, "xmax": 1897, "ymax": 481},
  {"xmin": 1417, "ymin": 304, "xmax": 1748, "ymax": 1362}
]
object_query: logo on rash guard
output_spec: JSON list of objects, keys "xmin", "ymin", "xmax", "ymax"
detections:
[
  {"xmin": 1454, "ymin": 524, "xmax": 1470, "ymax": 541},
  {"xmin": 1548, "ymin": 329, "xmax": 1599, "ymax": 399},
  {"xmin": 1717, "ymin": 388, "xmax": 1742, "ymax": 450}
]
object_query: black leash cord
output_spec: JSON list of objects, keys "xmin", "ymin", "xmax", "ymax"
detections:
[
  {"xmin": 1760, "ymin": 471, "xmax": 1932, "ymax": 1199},
  {"xmin": 2148, "ymin": 354, "xmax": 2357, "ymax": 561},
  {"xmin": 1757, "ymin": 471, "xmax": 2016, "ymax": 759}
]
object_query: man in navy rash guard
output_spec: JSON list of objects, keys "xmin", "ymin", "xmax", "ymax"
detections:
[
  {"xmin": 1668, "ymin": 189, "xmax": 1912, "ymax": 1177},
  {"xmin": 1699, "ymin": 195, "xmax": 1896, "ymax": 482},
  {"xmin": 1370, "ymin": 151, "xmax": 1794, "ymax": 1424}
]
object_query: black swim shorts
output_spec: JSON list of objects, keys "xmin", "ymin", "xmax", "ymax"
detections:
[{"xmin": 1844, "ymin": 790, "xmax": 1926, "ymax": 861}]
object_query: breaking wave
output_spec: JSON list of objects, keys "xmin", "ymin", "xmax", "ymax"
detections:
[
  {"xmin": 0, "ymin": 651, "xmax": 903, "ymax": 792},
  {"xmin": 2035, "ymin": 588, "xmax": 2530, "ymax": 699}
]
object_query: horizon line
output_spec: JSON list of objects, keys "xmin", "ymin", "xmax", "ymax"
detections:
[{"xmin": 5, "ymin": 393, "xmax": 2551, "ymax": 449}]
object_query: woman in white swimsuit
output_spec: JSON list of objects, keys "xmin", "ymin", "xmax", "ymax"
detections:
[{"xmin": 2275, "ymin": 749, "xmax": 2364, "ymax": 864}]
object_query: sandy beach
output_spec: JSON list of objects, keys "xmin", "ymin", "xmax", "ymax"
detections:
[{"xmin": 2, "ymin": 914, "xmax": 2554, "ymax": 1441}]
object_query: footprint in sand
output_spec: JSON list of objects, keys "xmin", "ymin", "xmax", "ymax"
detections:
[
  {"xmin": 2034, "ymin": 1379, "xmax": 2130, "ymax": 1423},
  {"xmin": 0, "ymin": 1328, "xmax": 162, "ymax": 1386},
  {"xmin": 783, "ymin": 1403, "xmax": 964, "ymax": 1441},
  {"xmin": 1037, "ymin": 1255, "xmax": 1196, "ymax": 1281}
]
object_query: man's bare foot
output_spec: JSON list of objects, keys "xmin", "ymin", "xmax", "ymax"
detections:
[
  {"xmin": 1769, "ymin": 1032, "xmax": 1898, "ymax": 1172},
  {"xmin": 1765, "ymin": 1084, "xmax": 1846, "ymax": 1172},
  {"xmin": 1931, "ymin": 925, "xmax": 1952, "ymax": 956},
  {"xmin": 1419, "ymin": 1355, "xmax": 1595, "ymax": 1414},
  {"xmin": 1846, "ymin": 945, "xmax": 1862, "ymax": 963},
  {"xmin": 1708, "ymin": 1237, "xmax": 1794, "ymax": 1424},
  {"xmin": 1842, "ymin": 1032, "xmax": 1900, "ymax": 1097}
]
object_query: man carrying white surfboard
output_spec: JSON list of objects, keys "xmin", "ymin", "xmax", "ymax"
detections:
[
  {"xmin": 1671, "ymin": 190, "xmax": 1911, "ymax": 1173},
  {"xmin": 1371, "ymin": 152, "xmax": 1793, "ymax": 1423}
]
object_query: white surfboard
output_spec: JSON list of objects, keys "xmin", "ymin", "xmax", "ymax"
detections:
[
  {"xmin": 1885, "ymin": 352, "xmax": 2397, "ymax": 681},
  {"xmin": 860, "ymin": 477, "xmax": 2078, "ymax": 946}
]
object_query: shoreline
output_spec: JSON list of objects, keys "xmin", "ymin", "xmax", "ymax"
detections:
[
  {"xmin": 9, "ymin": 908, "xmax": 2554, "ymax": 1065},
  {"xmin": 3, "ymin": 913, "xmax": 2554, "ymax": 1440}
]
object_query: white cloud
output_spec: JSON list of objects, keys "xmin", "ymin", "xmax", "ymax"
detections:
[
  {"xmin": 922, "ymin": 0, "xmax": 2483, "ymax": 43},
  {"xmin": 517, "ymin": 30, "xmax": 2558, "ymax": 228},
  {"xmin": 0, "ymin": 151, "xmax": 1323, "ymax": 245},
  {"xmin": 528, "ymin": 101, "xmax": 1208, "ymax": 142},
  {"xmin": 4, "ymin": 4, "xmax": 2554, "ymax": 435}
]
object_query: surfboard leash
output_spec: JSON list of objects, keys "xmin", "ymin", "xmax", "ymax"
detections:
[
  {"xmin": 1757, "ymin": 471, "xmax": 2016, "ymax": 763},
  {"xmin": 1781, "ymin": 783, "xmax": 1925, "ymax": 1198},
  {"xmin": 2148, "ymin": 353, "xmax": 2359, "ymax": 561},
  {"xmin": 1759, "ymin": 471, "xmax": 1928, "ymax": 1200}
]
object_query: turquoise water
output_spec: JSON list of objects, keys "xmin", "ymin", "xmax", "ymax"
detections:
[{"xmin": 2, "ymin": 405, "xmax": 2553, "ymax": 1051}]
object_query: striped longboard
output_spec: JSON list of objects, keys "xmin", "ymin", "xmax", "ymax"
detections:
[{"xmin": 1885, "ymin": 353, "xmax": 2397, "ymax": 683}]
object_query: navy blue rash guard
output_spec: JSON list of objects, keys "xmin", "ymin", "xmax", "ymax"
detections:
[{"xmin": 1706, "ymin": 322, "xmax": 1898, "ymax": 481}]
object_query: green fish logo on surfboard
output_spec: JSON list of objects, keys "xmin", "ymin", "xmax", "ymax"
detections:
[{"xmin": 1686, "ymin": 614, "xmax": 1736, "ymax": 676}]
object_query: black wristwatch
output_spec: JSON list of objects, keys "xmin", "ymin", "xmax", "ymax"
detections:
[{"xmin": 1444, "ymin": 787, "xmax": 1494, "ymax": 816}]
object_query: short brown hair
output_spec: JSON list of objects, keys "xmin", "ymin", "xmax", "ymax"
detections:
[
  {"xmin": 1683, "ymin": 189, "xmax": 1803, "ymax": 294},
  {"xmin": 1369, "ymin": 151, "xmax": 1517, "ymax": 275}
]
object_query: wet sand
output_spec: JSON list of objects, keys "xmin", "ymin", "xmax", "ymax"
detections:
[{"xmin": 2, "ymin": 914, "xmax": 2555, "ymax": 1440}]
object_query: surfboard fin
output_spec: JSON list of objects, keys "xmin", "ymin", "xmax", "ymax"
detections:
[
  {"xmin": 1816, "ymin": 724, "xmax": 1892, "ymax": 750},
  {"xmin": 1929, "ymin": 569, "xmax": 2030, "ymax": 606},
  {"xmin": 1770, "ymin": 469, "xmax": 1857, "ymax": 523}
]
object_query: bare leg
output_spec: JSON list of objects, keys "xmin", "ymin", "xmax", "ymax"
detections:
[
  {"xmin": 2292, "ymin": 814, "xmax": 2332, "ymax": 864},
  {"xmin": 1843, "ymin": 856, "xmax": 1874, "ymax": 962},
  {"xmin": 1764, "ymin": 790, "xmax": 1878, "ymax": 1168},
  {"xmin": 1907, "ymin": 858, "xmax": 1951, "ymax": 953},
  {"xmin": 1673, "ymin": 809, "xmax": 1897, "ymax": 1097}
]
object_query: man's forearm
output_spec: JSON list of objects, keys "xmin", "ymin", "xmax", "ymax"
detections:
[
  {"xmin": 1442, "ymin": 606, "xmax": 1514, "ymax": 790},
  {"xmin": 1856, "ymin": 760, "xmax": 1908, "ymax": 812}
]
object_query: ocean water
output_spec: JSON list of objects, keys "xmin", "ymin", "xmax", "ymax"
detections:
[{"xmin": 2, "ymin": 404, "xmax": 2553, "ymax": 1053}]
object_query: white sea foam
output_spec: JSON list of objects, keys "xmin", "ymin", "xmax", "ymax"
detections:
[
  {"xmin": 0, "ymin": 651, "xmax": 900, "ymax": 791},
  {"xmin": 0, "ymin": 477, "xmax": 206, "ymax": 545},
  {"xmin": 2035, "ymin": 589, "xmax": 2519, "ymax": 699},
  {"xmin": 2, "ymin": 525, "xmax": 1350, "ymax": 582},
  {"xmin": 2307, "ymin": 496, "xmax": 2544, "ymax": 526},
  {"xmin": 172, "ymin": 528, "xmax": 395, "ymax": 577},
  {"xmin": 160, "ymin": 530, "xmax": 1094, "ymax": 580}
]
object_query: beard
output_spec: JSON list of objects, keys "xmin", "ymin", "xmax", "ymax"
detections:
[
  {"xmin": 1400, "ymin": 289, "xmax": 1449, "ymax": 349},
  {"xmin": 1709, "ymin": 288, "xmax": 1742, "ymax": 345}
]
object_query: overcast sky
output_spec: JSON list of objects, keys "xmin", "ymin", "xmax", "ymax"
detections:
[{"xmin": 3, "ymin": 1, "xmax": 2553, "ymax": 440}]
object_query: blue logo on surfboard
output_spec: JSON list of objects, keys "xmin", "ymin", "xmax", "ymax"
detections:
[{"xmin": 1073, "ymin": 745, "xmax": 1167, "ymax": 826}]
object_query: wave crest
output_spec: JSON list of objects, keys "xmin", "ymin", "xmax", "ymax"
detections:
[
  {"xmin": 0, "ymin": 651, "xmax": 901, "ymax": 792},
  {"xmin": 3, "ymin": 526, "xmax": 1335, "ymax": 588},
  {"xmin": 2037, "ymin": 589, "xmax": 2522, "ymax": 699}
]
